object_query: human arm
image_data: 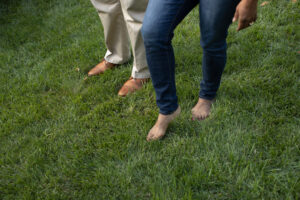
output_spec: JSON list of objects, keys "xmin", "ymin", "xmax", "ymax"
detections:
[{"xmin": 232, "ymin": 0, "xmax": 258, "ymax": 31}]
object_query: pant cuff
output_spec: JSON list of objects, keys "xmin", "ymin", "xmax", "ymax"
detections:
[
  {"xmin": 159, "ymin": 104, "xmax": 179, "ymax": 115},
  {"xmin": 131, "ymin": 70, "xmax": 151, "ymax": 79},
  {"xmin": 199, "ymin": 94, "xmax": 216, "ymax": 101},
  {"xmin": 104, "ymin": 56, "xmax": 130, "ymax": 65}
]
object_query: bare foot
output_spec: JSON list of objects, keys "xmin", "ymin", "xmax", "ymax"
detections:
[
  {"xmin": 191, "ymin": 98, "xmax": 214, "ymax": 121},
  {"xmin": 147, "ymin": 106, "xmax": 181, "ymax": 141}
]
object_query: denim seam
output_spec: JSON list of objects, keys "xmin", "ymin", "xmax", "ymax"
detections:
[{"xmin": 161, "ymin": 0, "xmax": 188, "ymax": 114}]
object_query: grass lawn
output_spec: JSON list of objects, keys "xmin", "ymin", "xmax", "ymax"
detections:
[{"xmin": 0, "ymin": 0, "xmax": 299, "ymax": 199}]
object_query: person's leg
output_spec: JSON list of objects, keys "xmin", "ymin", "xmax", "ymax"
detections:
[
  {"xmin": 142, "ymin": 0, "xmax": 198, "ymax": 141},
  {"xmin": 142, "ymin": 0, "xmax": 198, "ymax": 114},
  {"xmin": 192, "ymin": 0, "xmax": 239, "ymax": 120},
  {"xmin": 117, "ymin": 0, "xmax": 150, "ymax": 96},
  {"xmin": 90, "ymin": 0, "xmax": 131, "ymax": 65},
  {"xmin": 120, "ymin": 0, "xmax": 150, "ymax": 79}
]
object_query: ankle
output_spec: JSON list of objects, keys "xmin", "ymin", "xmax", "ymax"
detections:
[
  {"xmin": 198, "ymin": 98, "xmax": 213, "ymax": 104},
  {"xmin": 156, "ymin": 114, "xmax": 171, "ymax": 127}
]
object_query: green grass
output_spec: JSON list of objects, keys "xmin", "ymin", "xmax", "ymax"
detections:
[{"xmin": 0, "ymin": 0, "xmax": 299, "ymax": 199}]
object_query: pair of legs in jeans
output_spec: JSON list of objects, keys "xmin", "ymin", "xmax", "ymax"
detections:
[{"xmin": 141, "ymin": 0, "xmax": 240, "ymax": 140}]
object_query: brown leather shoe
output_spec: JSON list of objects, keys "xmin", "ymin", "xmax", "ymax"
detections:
[
  {"xmin": 118, "ymin": 77, "xmax": 150, "ymax": 97},
  {"xmin": 88, "ymin": 59, "xmax": 117, "ymax": 76}
]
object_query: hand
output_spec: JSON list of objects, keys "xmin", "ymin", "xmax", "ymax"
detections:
[{"xmin": 233, "ymin": 0, "xmax": 258, "ymax": 31}]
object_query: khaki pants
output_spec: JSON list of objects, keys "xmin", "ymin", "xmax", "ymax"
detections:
[{"xmin": 91, "ymin": 0, "xmax": 150, "ymax": 79}]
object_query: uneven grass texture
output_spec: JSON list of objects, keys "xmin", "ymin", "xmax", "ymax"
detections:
[{"xmin": 0, "ymin": 0, "xmax": 299, "ymax": 199}]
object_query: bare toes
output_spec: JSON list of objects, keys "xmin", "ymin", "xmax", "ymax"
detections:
[{"xmin": 147, "ymin": 132, "xmax": 154, "ymax": 141}]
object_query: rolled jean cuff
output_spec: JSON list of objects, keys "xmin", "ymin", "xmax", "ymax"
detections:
[
  {"xmin": 159, "ymin": 104, "xmax": 179, "ymax": 115},
  {"xmin": 199, "ymin": 93, "xmax": 216, "ymax": 101}
]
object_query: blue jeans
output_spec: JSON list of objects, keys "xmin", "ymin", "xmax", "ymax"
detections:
[{"xmin": 141, "ymin": 0, "xmax": 240, "ymax": 114}]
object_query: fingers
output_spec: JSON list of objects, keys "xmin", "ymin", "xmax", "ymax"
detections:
[
  {"xmin": 233, "ymin": 4, "xmax": 257, "ymax": 31},
  {"xmin": 232, "ymin": 10, "xmax": 239, "ymax": 22},
  {"xmin": 233, "ymin": 8, "xmax": 251, "ymax": 31},
  {"xmin": 237, "ymin": 19, "xmax": 250, "ymax": 31},
  {"xmin": 237, "ymin": 19, "xmax": 257, "ymax": 31}
]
